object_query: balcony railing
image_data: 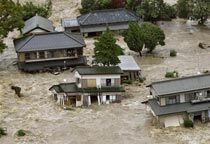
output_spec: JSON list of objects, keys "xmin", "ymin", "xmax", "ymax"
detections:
[
  {"xmin": 78, "ymin": 86, "xmax": 125, "ymax": 93},
  {"xmin": 191, "ymin": 97, "xmax": 210, "ymax": 104}
]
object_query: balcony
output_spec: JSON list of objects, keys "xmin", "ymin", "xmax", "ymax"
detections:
[
  {"xmin": 191, "ymin": 97, "xmax": 210, "ymax": 104},
  {"xmin": 78, "ymin": 86, "xmax": 125, "ymax": 93}
]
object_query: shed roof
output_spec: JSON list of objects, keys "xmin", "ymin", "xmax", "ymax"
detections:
[
  {"xmin": 62, "ymin": 18, "xmax": 80, "ymax": 28},
  {"xmin": 148, "ymin": 99, "xmax": 210, "ymax": 116},
  {"xmin": 77, "ymin": 8, "xmax": 139, "ymax": 26},
  {"xmin": 22, "ymin": 15, "xmax": 54, "ymax": 34},
  {"xmin": 14, "ymin": 32, "xmax": 85, "ymax": 52},
  {"xmin": 118, "ymin": 55, "xmax": 141, "ymax": 71},
  {"xmin": 149, "ymin": 74, "xmax": 210, "ymax": 96},
  {"xmin": 75, "ymin": 66, "xmax": 123, "ymax": 75}
]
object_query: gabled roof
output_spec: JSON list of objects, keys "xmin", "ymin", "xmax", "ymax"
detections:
[
  {"xmin": 148, "ymin": 99, "xmax": 210, "ymax": 116},
  {"xmin": 76, "ymin": 66, "xmax": 123, "ymax": 75},
  {"xmin": 118, "ymin": 55, "xmax": 141, "ymax": 71},
  {"xmin": 77, "ymin": 8, "xmax": 139, "ymax": 26},
  {"xmin": 149, "ymin": 73, "xmax": 210, "ymax": 96},
  {"xmin": 14, "ymin": 32, "xmax": 86, "ymax": 52},
  {"xmin": 22, "ymin": 15, "xmax": 54, "ymax": 34}
]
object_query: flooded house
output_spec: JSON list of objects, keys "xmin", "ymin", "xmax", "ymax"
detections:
[
  {"xmin": 13, "ymin": 32, "xmax": 87, "ymax": 72},
  {"xmin": 22, "ymin": 15, "xmax": 54, "ymax": 35},
  {"xmin": 49, "ymin": 66, "xmax": 125, "ymax": 108},
  {"xmin": 145, "ymin": 74, "xmax": 210, "ymax": 127},
  {"xmin": 118, "ymin": 55, "xmax": 141, "ymax": 81},
  {"xmin": 62, "ymin": 8, "xmax": 141, "ymax": 36}
]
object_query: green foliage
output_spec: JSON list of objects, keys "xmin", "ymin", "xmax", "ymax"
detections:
[
  {"xmin": 136, "ymin": 0, "xmax": 176, "ymax": 22},
  {"xmin": 122, "ymin": 80, "xmax": 132, "ymax": 84},
  {"xmin": 142, "ymin": 22, "xmax": 165, "ymax": 52},
  {"xmin": 17, "ymin": 129, "xmax": 26, "ymax": 137},
  {"xmin": 123, "ymin": 22, "xmax": 144, "ymax": 56},
  {"xmin": 184, "ymin": 119, "xmax": 194, "ymax": 128},
  {"xmin": 94, "ymin": 28, "xmax": 123, "ymax": 66},
  {"xmin": 139, "ymin": 77, "xmax": 146, "ymax": 83},
  {"xmin": 80, "ymin": 0, "xmax": 111, "ymax": 14},
  {"xmin": 125, "ymin": 0, "xmax": 142, "ymax": 11},
  {"xmin": 170, "ymin": 50, "xmax": 177, "ymax": 57},
  {"xmin": 0, "ymin": 0, "xmax": 24, "ymax": 52},
  {"xmin": 22, "ymin": 0, "xmax": 52, "ymax": 21},
  {"xmin": 0, "ymin": 127, "xmax": 7, "ymax": 138},
  {"xmin": 176, "ymin": 0, "xmax": 191, "ymax": 18},
  {"xmin": 124, "ymin": 22, "xmax": 165, "ymax": 55},
  {"xmin": 176, "ymin": 0, "xmax": 210, "ymax": 24},
  {"xmin": 165, "ymin": 71, "xmax": 179, "ymax": 78}
]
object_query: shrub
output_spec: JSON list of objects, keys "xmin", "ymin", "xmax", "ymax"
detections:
[
  {"xmin": 139, "ymin": 77, "xmax": 146, "ymax": 83},
  {"xmin": 122, "ymin": 80, "xmax": 132, "ymax": 84},
  {"xmin": 184, "ymin": 119, "xmax": 194, "ymax": 128},
  {"xmin": 165, "ymin": 71, "xmax": 178, "ymax": 78},
  {"xmin": 0, "ymin": 127, "xmax": 7, "ymax": 137},
  {"xmin": 170, "ymin": 50, "xmax": 177, "ymax": 57},
  {"xmin": 17, "ymin": 129, "xmax": 26, "ymax": 137},
  {"xmin": 22, "ymin": 0, "xmax": 52, "ymax": 21}
]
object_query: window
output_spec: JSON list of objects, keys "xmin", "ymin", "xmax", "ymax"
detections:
[
  {"xmin": 185, "ymin": 93, "xmax": 197, "ymax": 102},
  {"xmin": 39, "ymin": 51, "xmax": 45, "ymax": 59},
  {"xmin": 67, "ymin": 49, "xmax": 75, "ymax": 57},
  {"xmin": 76, "ymin": 95, "xmax": 81, "ymax": 101},
  {"xmin": 106, "ymin": 79, "xmax": 111, "ymax": 86},
  {"xmin": 207, "ymin": 90, "xmax": 210, "ymax": 98},
  {"xmin": 166, "ymin": 95, "xmax": 180, "ymax": 105},
  {"xmin": 76, "ymin": 78, "xmax": 80, "ymax": 84},
  {"xmin": 25, "ymin": 53, "xmax": 30, "ymax": 60}
]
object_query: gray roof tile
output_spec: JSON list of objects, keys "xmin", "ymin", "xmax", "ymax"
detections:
[
  {"xmin": 150, "ymin": 74, "xmax": 210, "ymax": 96},
  {"xmin": 14, "ymin": 32, "xmax": 85, "ymax": 52},
  {"xmin": 22, "ymin": 15, "xmax": 54, "ymax": 34},
  {"xmin": 77, "ymin": 8, "xmax": 139, "ymax": 26}
]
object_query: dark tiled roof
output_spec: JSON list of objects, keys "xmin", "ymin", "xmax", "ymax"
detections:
[
  {"xmin": 18, "ymin": 57, "xmax": 87, "ymax": 72},
  {"xmin": 49, "ymin": 83, "xmax": 125, "ymax": 93},
  {"xmin": 75, "ymin": 66, "xmax": 123, "ymax": 75},
  {"xmin": 22, "ymin": 15, "xmax": 54, "ymax": 34},
  {"xmin": 49, "ymin": 83, "xmax": 78, "ymax": 93},
  {"xmin": 149, "ymin": 74, "xmax": 210, "ymax": 96},
  {"xmin": 148, "ymin": 99, "xmax": 210, "ymax": 116},
  {"xmin": 14, "ymin": 32, "xmax": 85, "ymax": 52},
  {"xmin": 77, "ymin": 8, "xmax": 139, "ymax": 26}
]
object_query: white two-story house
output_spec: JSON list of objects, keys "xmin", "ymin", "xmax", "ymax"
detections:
[{"xmin": 49, "ymin": 66, "xmax": 125, "ymax": 108}]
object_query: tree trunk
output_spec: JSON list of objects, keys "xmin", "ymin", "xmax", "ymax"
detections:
[{"xmin": 138, "ymin": 51, "xmax": 142, "ymax": 57}]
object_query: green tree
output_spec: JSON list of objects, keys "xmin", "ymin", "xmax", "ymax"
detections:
[
  {"xmin": 136, "ymin": 0, "xmax": 176, "ymax": 22},
  {"xmin": 192, "ymin": 0, "xmax": 210, "ymax": 25},
  {"xmin": 94, "ymin": 29, "xmax": 123, "ymax": 66},
  {"xmin": 125, "ymin": 0, "xmax": 142, "ymax": 11},
  {"xmin": 0, "ymin": 0, "xmax": 24, "ymax": 53},
  {"xmin": 176, "ymin": 0, "xmax": 210, "ymax": 25},
  {"xmin": 123, "ymin": 22, "xmax": 144, "ymax": 56},
  {"xmin": 124, "ymin": 22, "xmax": 165, "ymax": 55},
  {"xmin": 80, "ymin": 0, "xmax": 111, "ymax": 14},
  {"xmin": 22, "ymin": 0, "xmax": 52, "ymax": 21},
  {"xmin": 176, "ymin": 0, "xmax": 191, "ymax": 18},
  {"xmin": 142, "ymin": 22, "xmax": 165, "ymax": 52}
]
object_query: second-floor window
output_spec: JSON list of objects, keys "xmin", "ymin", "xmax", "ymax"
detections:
[
  {"xmin": 185, "ymin": 93, "xmax": 197, "ymax": 102},
  {"xmin": 106, "ymin": 79, "xmax": 111, "ymax": 87},
  {"xmin": 39, "ymin": 51, "xmax": 45, "ymax": 59},
  {"xmin": 166, "ymin": 95, "xmax": 180, "ymax": 105}
]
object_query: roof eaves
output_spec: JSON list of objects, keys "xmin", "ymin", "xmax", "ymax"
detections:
[
  {"xmin": 15, "ymin": 35, "xmax": 35, "ymax": 52},
  {"xmin": 64, "ymin": 32, "xmax": 85, "ymax": 47}
]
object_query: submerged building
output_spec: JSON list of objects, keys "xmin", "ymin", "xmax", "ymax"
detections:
[
  {"xmin": 145, "ymin": 74, "xmax": 210, "ymax": 127},
  {"xmin": 49, "ymin": 66, "xmax": 125, "ymax": 107}
]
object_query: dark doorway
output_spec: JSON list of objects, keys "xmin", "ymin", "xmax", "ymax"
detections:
[
  {"xmin": 194, "ymin": 114, "xmax": 202, "ymax": 122},
  {"xmin": 91, "ymin": 95, "xmax": 98, "ymax": 104}
]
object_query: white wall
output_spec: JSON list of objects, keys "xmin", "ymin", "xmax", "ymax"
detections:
[
  {"xmin": 30, "ymin": 28, "xmax": 47, "ymax": 34},
  {"xmin": 75, "ymin": 71, "xmax": 121, "ymax": 88}
]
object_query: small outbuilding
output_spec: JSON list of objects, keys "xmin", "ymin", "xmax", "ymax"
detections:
[{"xmin": 118, "ymin": 55, "xmax": 141, "ymax": 81}]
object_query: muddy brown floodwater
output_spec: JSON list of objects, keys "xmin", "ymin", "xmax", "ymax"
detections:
[{"xmin": 2, "ymin": 4, "xmax": 210, "ymax": 143}]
